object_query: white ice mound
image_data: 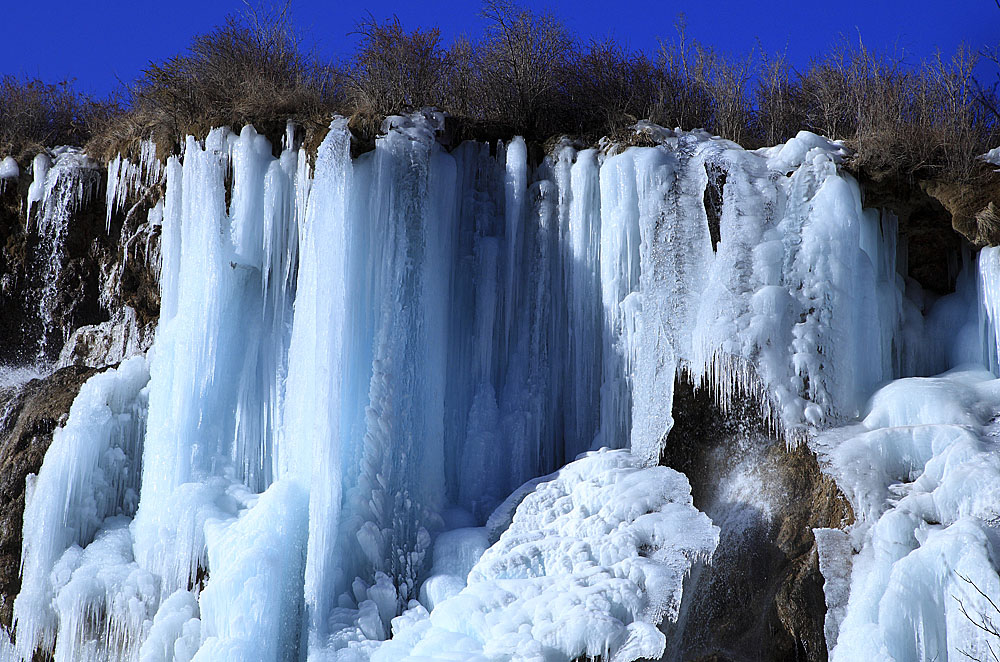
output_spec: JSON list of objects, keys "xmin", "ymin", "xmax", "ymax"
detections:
[
  {"xmin": 375, "ymin": 448, "xmax": 719, "ymax": 662},
  {"xmin": 0, "ymin": 155, "xmax": 19, "ymax": 179},
  {"xmin": 818, "ymin": 370, "xmax": 1000, "ymax": 662}
]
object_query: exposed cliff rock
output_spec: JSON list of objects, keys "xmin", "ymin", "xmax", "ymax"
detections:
[
  {"xmin": 661, "ymin": 377, "xmax": 854, "ymax": 662},
  {"xmin": 0, "ymin": 171, "xmax": 40, "ymax": 366},
  {"xmin": 0, "ymin": 154, "xmax": 159, "ymax": 368},
  {"xmin": 922, "ymin": 176, "xmax": 1000, "ymax": 248},
  {"xmin": 0, "ymin": 365, "xmax": 99, "ymax": 632}
]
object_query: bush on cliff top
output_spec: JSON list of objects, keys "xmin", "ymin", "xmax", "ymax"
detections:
[
  {"xmin": 3, "ymin": 1, "xmax": 998, "ymax": 189},
  {"xmin": 0, "ymin": 77, "xmax": 114, "ymax": 162}
]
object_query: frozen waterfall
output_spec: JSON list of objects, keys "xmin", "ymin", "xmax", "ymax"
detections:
[{"xmin": 8, "ymin": 113, "xmax": 999, "ymax": 661}]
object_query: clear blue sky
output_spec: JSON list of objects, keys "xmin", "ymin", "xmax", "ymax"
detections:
[{"xmin": 3, "ymin": 1, "xmax": 998, "ymax": 98}]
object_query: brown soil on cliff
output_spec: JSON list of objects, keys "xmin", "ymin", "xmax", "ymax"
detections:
[
  {"xmin": 0, "ymin": 365, "xmax": 100, "ymax": 632},
  {"xmin": 660, "ymin": 377, "xmax": 854, "ymax": 662}
]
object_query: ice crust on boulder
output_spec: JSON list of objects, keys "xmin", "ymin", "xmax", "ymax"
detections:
[
  {"xmin": 371, "ymin": 449, "xmax": 719, "ymax": 662},
  {"xmin": 818, "ymin": 368, "xmax": 1000, "ymax": 660},
  {"xmin": 0, "ymin": 156, "xmax": 18, "ymax": 180}
]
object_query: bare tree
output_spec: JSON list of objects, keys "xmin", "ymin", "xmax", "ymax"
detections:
[
  {"xmin": 955, "ymin": 573, "xmax": 1000, "ymax": 662},
  {"xmin": 476, "ymin": 0, "xmax": 574, "ymax": 136},
  {"xmin": 348, "ymin": 15, "xmax": 447, "ymax": 116}
]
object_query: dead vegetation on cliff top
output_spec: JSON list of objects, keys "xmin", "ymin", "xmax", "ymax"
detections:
[{"xmin": 2, "ymin": 1, "xmax": 999, "ymax": 194}]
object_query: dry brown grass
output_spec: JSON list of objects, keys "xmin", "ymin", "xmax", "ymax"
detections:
[
  {"xmin": 0, "ymin": 77, "xmax": 113, "ymax": 162},
  {"xmin": 4, "ymin": 1, "xmax": 997, "ymax": 193}
]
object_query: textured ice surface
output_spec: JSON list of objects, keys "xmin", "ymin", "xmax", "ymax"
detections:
[
  {"xmin": 813, "ymin": 248, "xmax": 1000, "ymax": 661},
  {"xmin": 816, "ymin": 367, "xmax": 1000, "ymax": 661},
  {"xmin": 371, "ymin": 449, "xmax": 719, "ymax": 662},
  {"xmin": 0, "ymin": 156, "xmax": 18, "ymax": 179},
  {"xmin": 12, "ymin": 357, "xmax": 151, "ymax": 661}
]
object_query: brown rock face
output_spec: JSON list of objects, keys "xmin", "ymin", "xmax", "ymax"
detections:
[
  {"xmin": 922, "ymin": 177, "xmax": 1000, "ymax": 249},
  {"xmin": 0, "ymin": 156, "xmax": 161, "ymax": 367},
  {"xmin": 0, "ymin": 365, "xmax": 99, "ymax": 632},
  {"xmin": 659, "ymin": 377, "xmax": 853, "ymax": 662}
]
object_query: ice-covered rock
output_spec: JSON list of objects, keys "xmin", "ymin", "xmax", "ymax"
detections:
[
  {"xmin": 816, "ymin": 368, "xmax": 1000, "ymax": 661},
  {"xmin": 980, "ymin": 146, "xmax": 1000, "ymax": 168},
  {"xmin": 0, "ymin": 156, "xmax": 18, "ymax": 180},
  {"xmin": 372, "ymin": 449, "xmax": 719, "ymax": 662},
  {"xmin": 12, "ymin": 357, "xmax": 150, "ymax": 660}
]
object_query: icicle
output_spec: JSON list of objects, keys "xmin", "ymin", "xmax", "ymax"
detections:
[{"xmin": 281, "ymin": 118, "xmax": 352, "ymax": 655}]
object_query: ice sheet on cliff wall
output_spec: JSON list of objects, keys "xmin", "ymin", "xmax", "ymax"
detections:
[
  {"xmin": 812, "ymin": 248, "xmax": 1000, "ymax": 662},
  {"xmin": 9, "ymin": 115, "xmax": 987, "ymax": 662},
  {"xmin": 12, "ymin": 357, "xmax": 150, "ymax": 661}
]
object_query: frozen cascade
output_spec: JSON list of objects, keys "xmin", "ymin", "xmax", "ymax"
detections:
[
  {"xmin": 9, "ymin": 115, "xmax": 993, "ymax": 661},
  {"xmin": 12, "ymin": 357, "xmax": 150, "ymax": 661},
  {"xmin": 810, "ymin": 247, "xmax": 1000, "ymax": 662},
  {"xmin": 25, "ymin": 148, "xmax": 103, "ymax": 359},
  {"xmin": 816, "ymin": 368, "xmax": 1000, "ymax": 661}
]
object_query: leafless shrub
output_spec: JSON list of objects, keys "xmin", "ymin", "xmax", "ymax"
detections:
[
  {"xmin": 90, "ymin": 1, "xmax": 338, "ymax": 160},
  {"xmin": 16, "ymin": 0, "xmax": 996, "ymax": 191},
  {"xmin": 954, "ymin": 572, "xmax": 1000, "ymax": 662},
  {"xmin": 795, "ymin": 40, "xmax": 997, "ymax": 184},
  {"xmin": 0, "ymin": 77, "xmax": 110, "ymax": 160},
  {"xmin": 474, "ymin": 0, "xmax": 575, "ymax": 138},
  {"xmin": 754, "ymin": 50, "xmax": 805, "ymax": 147},
  {"xmin": 441, "ymin": 36, "xmax": 479, "ymax": 120},
  {"xmin": 566, "ymin": 39, "xmax": 660, "ymax": 138},
  {"xmin": 347, "ymin": 15, "xmax": 448, "ymax": 117},
  {"xmin": 652, "ymin": 18, "xmax": 713, "ymax": 133}
]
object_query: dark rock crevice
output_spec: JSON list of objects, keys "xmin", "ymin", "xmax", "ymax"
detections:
[
  {"xmin": 659, "ymin": 376, "xmax": 853, "ymax": 662},
  {"xmin": 0, "ymin": 159, "xmax": 162, "ymax": 368}
]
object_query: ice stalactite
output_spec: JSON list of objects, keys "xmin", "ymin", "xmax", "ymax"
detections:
[
  {"xmin": 131, "ymin": 124, "xmax": 306, "ymax": 599},
  {"xmin": 280, "ymin": 118, "xmax": 350, "ymax": 654},
  {"xmin": 105, "ymin": 140, "xmax": 164, "ymax": 232}
]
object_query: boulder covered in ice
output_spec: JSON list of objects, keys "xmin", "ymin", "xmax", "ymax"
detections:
[
  {"xmin": 817, "ymin": 369, "xmax": 1000, "ymax": 662},
  {"xmin": 373, "ymin": 448, "xmax": 719, "ymax": 662},
  {"xmin": 0, "ymin": 156, "xmax": 19, "ymax": 180},
  {"xmin": 980, "ymin": 146, "xmax": 1000, "ymax": 168}
]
